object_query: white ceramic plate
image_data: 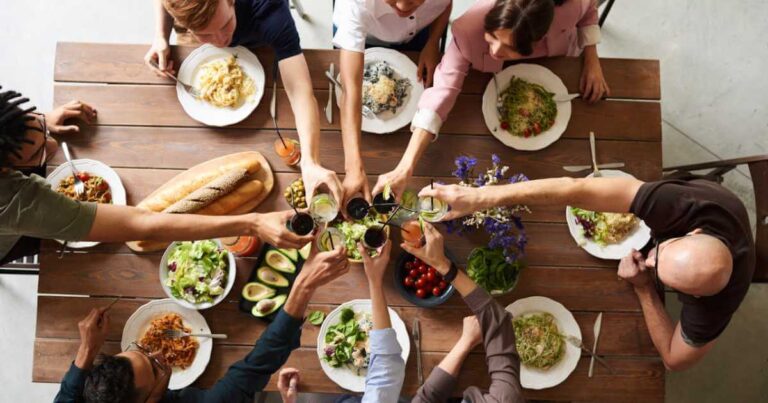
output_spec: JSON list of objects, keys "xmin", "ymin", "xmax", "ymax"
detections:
[
  {"xmin": 159, "ymin": 239, "xmax": 237, "ymax": 310},
  {"xmin": 334, "ymin": 47, "xmax": 424, "ymax": 134},
  {"xmin": 177, "ymin": 44, "xmax": 265, "ymax": 127},
  {"xmin": 45, "ymin": 159, "xmax": 126, "ymax": 248},
  {"xmin": 121, "ymin": 299, "xmax": 212, "ymax": 390},
  {"xmin": 566, "ymin": 170, "xmax": 652, "ymax": 260},
  {"xmin": 506, "ymin": 296, "xmax": 581, "ymax": 390},
  {"xmin": 317, "ymin": 299, "xmax": 410, "ymax": 392},
  {"xmin": 482, "ymin": 64, "xmax": 571, "ymax": 151}
]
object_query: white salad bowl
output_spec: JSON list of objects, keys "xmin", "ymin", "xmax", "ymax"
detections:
[{"xmin": 159, "ymin": 239, "xmax": 237, "ymax": 310}]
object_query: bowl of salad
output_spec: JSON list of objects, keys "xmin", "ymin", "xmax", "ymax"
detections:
[
  {"xmin": 159, "ymin": 239, "xmax": 236, "ymax": 310},
  {"xmin": 329, "ymin": 215, "xmax": 390, "ymax": 263}
]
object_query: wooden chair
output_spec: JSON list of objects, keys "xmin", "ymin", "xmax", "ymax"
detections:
[{"xmin": 663, "ymin": 155, "xmax": 768, "ymax": 282}]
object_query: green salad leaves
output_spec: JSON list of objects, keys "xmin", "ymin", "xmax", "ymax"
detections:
[
  {"xmin": 467, "ymin": 247, "xmax": 521, "ymax": 295},
  {"xmin": 322, "ymin": 308, "xmax": 371, "ymax": 374},
  {"xmin": 166, "ymin": 240, "xmax": 229, "ymax": 304}
]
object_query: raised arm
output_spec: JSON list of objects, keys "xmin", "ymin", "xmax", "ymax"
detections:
[
  {"xmin": 339, "ymin": 49, "xmax": 371, "ymax": 204},
  {"xmin": 279, "ymin": 55, "xmax": 344, "ymax": 205},
  {"xmin": 419, "ymin": 176, "xmax": 644, "ymax": 221},
  {"xmin": 86, "ymin": 204, "xmax": 314, "ymax": 249},
  {"xmin": 360, "ymin": 242, "xmax": 406, "ymax": 403},
  {"xmin": 144, "ymin": 0, "xmax": 175, "ymax": 77},
  {"xmin": 416, "ymin": 2, "xmax": 452, "ymax": 87}
]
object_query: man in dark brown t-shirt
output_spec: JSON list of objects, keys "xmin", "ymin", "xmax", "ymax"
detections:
[{"xmin": 417, "ymin": 174, "xmax": 756, "ymax": 371}]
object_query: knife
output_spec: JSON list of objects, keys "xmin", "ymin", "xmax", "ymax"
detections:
[
  {"xmin": 589, "ymin": 132, "xmax": 602, "ymax": 178},
  {"xmin": 554, "ymin": 93, "xmax": 580, "ymax": 103},
  {"xmin": 325, "ymin": 63, "xmax": 334, "ymax": 124},
  {"xmin": 562, "ymin": 162, "xmax": 625, "ymax": 173},
  {"xmin": 412, "ymin": 318, "xmax": 423, "ymax": 385},
  {"xmin": 588, "ymin": 312, "xmax": 603, "ymax": 378}
]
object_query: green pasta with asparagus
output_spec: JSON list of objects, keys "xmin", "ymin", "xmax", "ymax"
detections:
[{"xmin": 512, "ymin": 312, "xmax": 565, "ymax": 369}]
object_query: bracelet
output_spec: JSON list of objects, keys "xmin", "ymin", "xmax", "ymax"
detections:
[{"xmin": 443, "ymin": 261, "xmax": 459, "ymax": 283}]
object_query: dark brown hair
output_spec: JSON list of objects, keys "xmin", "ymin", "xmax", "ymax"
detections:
[{"xmin": 484, "ymin": 0, "xmax": 565, "ymax": 56}]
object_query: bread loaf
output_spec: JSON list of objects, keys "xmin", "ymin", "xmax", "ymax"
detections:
[
  {"xmin": 197, "ymin": 179, "xmax": 264, "ymax": 215},
  {"xmin": 163, "ymin": 168, "xmax": 248, "ymax": 214}
]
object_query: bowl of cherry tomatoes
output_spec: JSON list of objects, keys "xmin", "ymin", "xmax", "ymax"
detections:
[{"xmin": 394, "ymin": 252, "xmax": 456, "ymax": 308}]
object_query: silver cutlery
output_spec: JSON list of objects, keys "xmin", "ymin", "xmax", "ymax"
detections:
[
  {"xmin": 325, "ymin": 63, "xmax": 334, "ymax": 124},
  {"xmin": 589, "ymin": 132, "xmax": 602, "ymax": 178},
  {"xmin": 491, "ymin": 73, "xmax": 501, "ymax": 132},
  {"xmin": 270, "ymin": 72, "xmax": 282, "ymax": 136},
  {"xmin": 562, "ymin": 333, "xmax": 612, "ymax": 373},
  {"xmin": 554, "ymin": 93, "xmax": 580, "ymax": 103},
  {"xmin": 562, "ymin": 162, "xmax": 625, "ymax": 173},
  {"xmin": 149, "ymin": 60, "xmax": 201, "ymax": 98},
  {"xmin": 61, "ymin": 142, "xmax": 85, "ymax": 198},
  {"xmin": 588, "ymin": 312, "xmax": 603, "ymax": 378},
  {"xmin": 324, "ymin": 70, "xmax": 376, "ymax": 119},
  {"xmin": 412, "ymin": 318, "xmax": 423, "ymax": 385},
  {"xmin": 162, "ymin": 329, "xmax": 228, "ymax": 339}
]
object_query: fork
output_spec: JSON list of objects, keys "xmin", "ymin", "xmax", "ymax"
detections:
[
  {"xmin": 589, "ymin": 131, "xmax": 602, "ymax": 178},
  {"xmin": 149, "ymin": 60, "xmax": 201, "ymax": 98},
  {"xmin": 162, "ymin": 329, "xmax": 228, "ymax": 339},
  {"xmin": 324, "ymin": 70, "xmax": 376, "ymax": 119},
  {"xmin": 60, "ymin": 142, "xmax": 85, "ymax": 198},
  {"xmin": 491, "ymin": 73, "xmax": 501, "ymax": 132},
  {"xmin": 562, "ymin": 334, "xmax": 613, "ymax": 373}
]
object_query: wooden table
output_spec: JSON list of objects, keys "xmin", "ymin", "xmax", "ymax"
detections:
[{"xmin": 33, "ymin": 42, "xmax": 664, "ymax": 401}]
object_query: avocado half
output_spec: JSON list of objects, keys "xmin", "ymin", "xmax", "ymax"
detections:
[
  {"xmin": 266, "ymin": 250, "xmax": 297, "ymax": 274},
  {"xmin": 257, "ymin": 266, "xmax": 289, "ymax": 288},
  {"xmin": 252, "ymin": 294, "xmax": 287, "ymax": 317},
  {"xmin": 278, "ymin": 248, "xmax": 299, "ymax": 262},
  {"xmin": 241, "ymin": 282, "xmax": 276, "ymax": 302},
  {"xmin": 298, "ymin": 243, "xmax": 311, "ymax": 260}
]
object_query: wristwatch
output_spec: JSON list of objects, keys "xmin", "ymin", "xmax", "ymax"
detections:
[{"xmin": 443, "ymin": 261, "xmax": 459, "ymax": 283}]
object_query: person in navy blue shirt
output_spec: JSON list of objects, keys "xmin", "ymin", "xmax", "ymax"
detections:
[
  {"xmin": 54, "ymin": 244, "xmax": 351, "ymax": 403},
  {"xmin": 145, "ymin": 0, "xmax": 344, "ymax": 209}
]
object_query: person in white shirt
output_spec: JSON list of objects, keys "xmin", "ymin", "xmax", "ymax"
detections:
[{"xmin": 332, "ymin": 0, "xmax": 452, "ymax": 206}]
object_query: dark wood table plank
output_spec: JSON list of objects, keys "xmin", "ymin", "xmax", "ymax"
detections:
[
  {"xmin": 46, "ymin": 127, "xmax": 662, "ymax": 181},
  {"xmin": 33, "ymin": 340, "xmax": 664, "ymax": 401},
  {"xmin": 54, "ymin": 84, "xmax": 661, "ymax": 140},
  {"xmin": 36, "ymin": 296, "xmax": 655, "ymax": 356},
  {"xmin": 55, "ymin": 42, "xmax": 660, "ymax": 100}
]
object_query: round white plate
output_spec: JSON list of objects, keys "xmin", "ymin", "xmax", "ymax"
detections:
[
  {"xmin": 566, "ymin": 170, "xmax": 652, "ymax": 260},
  {"xmin": 159, "ymin": 239, "xmax": 237, "ymax": 310},
  {"xmin": 506, "ymin": 296, "xmax": 580, "ymax": 390},
  {"xmin": 45, "ymin": 159, "xmax": 126, "ymax": 248},
  {"xmin": 121, "ymin": 299, "xmax": 212, "ymax": 390},
  {"xmin": 317, "ymin": 299, "xmax": 410, "ymax": 392},
  {"xmin": 334, "ymin": 47, "xmax": 424, "ymax": 134},
  {"xmin": 177, "ymin": 44, "xmax": 265, "ymax": 127},
  {"xmin": 482, "ymin": 63, "xmax": 571, "ymax": 151}
]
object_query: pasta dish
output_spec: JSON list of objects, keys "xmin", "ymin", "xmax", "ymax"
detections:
[
  {"xmin": 139, "ymin": 313, "xmax": 199, "ymax": 369},
  {"xmin": 197, "ymin": 55, "xmax": 254, "ymax": 108},
  {"xmin": 513, "ymin": 312, "xmax": 565, "ymax": 370},
  {"xmin": 56, "ymin": 172, "xmax": 112, "ymax": 203},
  {"xmin": 362, "ymin": 61, "xmax": 411, "ymax": 114},
  {"xmin": 497, "ymin": 76, "xmax": 557, "ymax": 138},
  {"xmin": 571, "ymin": 207, "xmax": 639, "ymax": 245}
]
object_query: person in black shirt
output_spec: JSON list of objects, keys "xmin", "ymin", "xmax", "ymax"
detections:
[
  {"xmin": 145, "ymin": 0, "xmax": 344, "ymax": 210},
  {"xmin": 417, "ymin": 174, "xmax": 755, "ymax": 371}
]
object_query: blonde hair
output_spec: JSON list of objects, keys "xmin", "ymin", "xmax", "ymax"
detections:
[{"xmin": 163, "ymin": 0, "xmax": 221, "ymax": 31}]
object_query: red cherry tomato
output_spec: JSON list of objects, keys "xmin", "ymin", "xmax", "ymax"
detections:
[
  {"xmin": 415, "ymin": 278, "xmax": 426, "ymax": 288},
  {"xmin": 418, "ymin": 266, "xmax": 427, "ymax": 274},
  {"xmin": 404, "ymin": 277, "xmax": 415, "ymax": 288},
  {"xmin": 104, "ymin": 193, "xmax": 112, "ymax": 203},
  {"xmin": 428, "ymin": 267, "xmax": 437, "ymax": 275},
  {"xmin": 438, "ymin": 281, "xmax": 448, "ymax": 290},
  {"xmin": 415, "ymin": 288, "xmax": 427, "ymax": 299},
  {"xmin": 77, "ymin": 172, "xmax": 90, "ymax": 181},
  {"xmin": 523, "ymin": 128, "xmax": 531, "ymax": 138},
  {"xmin": 533, "ymin": 122, "xmax": 542, "ymax": 134},
  {"xmin": 409, "ymin": 269, "xmax": 419, "ymax": 278},
  {"xmin": 432, "ymin": 287, "xmax": 441, "ymax": 297},
  {"xmin": 426, "ymin": 272, "xmax": 436, "ymax": 282},
  {"xmin": 500, "ymin": 121, "xmax": 509, "ymax": 130}
]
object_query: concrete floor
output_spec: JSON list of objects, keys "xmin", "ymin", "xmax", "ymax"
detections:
[{"xmin": 0, "ymin": 0, "xmax": 766, "ymax": 402}]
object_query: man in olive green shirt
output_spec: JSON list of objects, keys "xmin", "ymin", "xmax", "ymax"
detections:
[{"xmin": 0, "ymin": 88, "xmax": 315, "ymax": 264}]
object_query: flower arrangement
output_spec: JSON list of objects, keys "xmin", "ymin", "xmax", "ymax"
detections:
[{"xmin": 445, "ymin": 154, "xmax": 530, "ymax": 264}]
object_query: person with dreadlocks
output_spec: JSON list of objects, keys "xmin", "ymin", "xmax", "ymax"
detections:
[{"xmin": 0, "ymin": 88, "xmax": 317, "ymax": 265}]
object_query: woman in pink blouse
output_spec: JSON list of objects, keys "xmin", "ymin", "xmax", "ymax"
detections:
[{"xmin": 373, "ymin": 0, "xmax": 609, "ymax": 198}]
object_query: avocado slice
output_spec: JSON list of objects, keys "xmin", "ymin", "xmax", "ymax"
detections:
[
  {"xmin": 257, "ymin": 266, "xmax": 289, "ymax": 288},
  {"xmin": 299, "ymin": 242, "xmax": 311, "ymax": 260},
  {"xmin": 266, "ymin": 250, "xmax": 297, "ymax": 274},
  {"xmin": 242, "ymin": 282, "xmax": 276, "ymax": 302},
  {"xmin": 251, "ymin": 294, "xmax": 287, "ymax": 317},
  {"xmin": 277, "ymin": 248, "xmax": 299, "ymax": 262}
]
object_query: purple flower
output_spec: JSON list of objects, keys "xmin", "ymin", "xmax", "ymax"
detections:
[{"xmin": 492, "ymin": 154, "xmax": 502, "ymax": 165}]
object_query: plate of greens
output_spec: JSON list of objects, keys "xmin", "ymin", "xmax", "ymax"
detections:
[
  {"xmin": 482, "ymin": 64, "xmax": 571, "ymax": 151},
  {"xmin": 506, "ymin": 296, "xmax": 581, "ymax": 389},
  {"xmin": 467, "ymin": 247, "xmax": 523, "ymax": 295},
  {"xmin": 317, "ymin": 299, "xmax": 410, "ymax": 392},
  {"xmin": 159, "ymin": 239, "xmax": 236, "ymax": 310},
  {"xmin": 330, "ymin": 215, "xmax": 390, "ymax": 263}
]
